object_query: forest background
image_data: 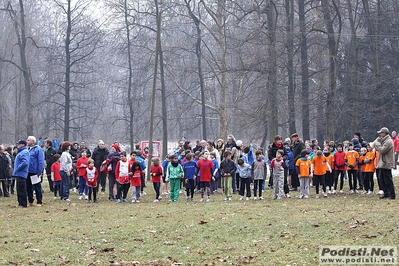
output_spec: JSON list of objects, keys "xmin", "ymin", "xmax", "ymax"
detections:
[{"xmin": 1, "ymin": 0, "xmax": 398, "ymax": 157}]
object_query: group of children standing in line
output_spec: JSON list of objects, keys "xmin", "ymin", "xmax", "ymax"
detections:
[{"xmin": 47, "ymin": 136, "xmax": 383, "ymax": 204}]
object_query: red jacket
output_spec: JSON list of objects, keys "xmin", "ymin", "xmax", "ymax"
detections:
[
  {"xmin": 393, "ymin": 136, "xmax": 399, "ymax": 153},
  {"xmin": 51, "ymin": 162, "xmax": 62, "ymax": 182},
  {"xmin": 84, "ymin": 167, "xmax": 98, "ymax": 187},
  {"xmin": 150, "ymin": 165, "xmax": 163, "ymax": 183},
  {"xmin": 130, "ymin": 170, "xmax": 142, "ymax": 187},
  {"xmin": 333, "ymin": 151, "xmax": 346, "ymax": 171},
  {"xmin": 76, "ymin": 157, "xmax": 89, "ymax": 176},
  {"xmin": 115, "ymin": 160, "xmax": 130, "ymax": 184}
]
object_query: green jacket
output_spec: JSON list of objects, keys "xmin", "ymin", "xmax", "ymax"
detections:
[{"xmin": 167, "ymin": 163, "xmax": 184, "ymax": 179}]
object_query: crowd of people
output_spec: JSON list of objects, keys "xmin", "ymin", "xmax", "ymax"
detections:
[{"xmin": 1, "ymin": 126, "xmax": 397, "ymax": 207}]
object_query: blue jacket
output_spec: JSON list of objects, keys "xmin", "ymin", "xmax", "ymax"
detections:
[
  {"xmin": 29, "ymin": 145, "xmax": 45, "ymax": 174},
  {"xmin": 13, "ymin": 146, "xmax": 30, "ymax": 178},
  {"xmin": 237, "ymin": 163, "xmax": 252, "ymax": 178}
]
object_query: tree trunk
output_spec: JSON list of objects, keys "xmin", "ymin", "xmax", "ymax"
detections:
[
  {"xmin": 217, "ymin": 0, "xmax": 228, "ymax": 140},
  {"xmin": 185, "ymin": 0, "xmax": 206, "ymax": 140},
  {"xmin": 16, "ymin": 0, "xmax": 33, "ymax": 136},
  {"xmin": 265, "ymin": 0, "xmax": 278, "ymax": 142},
  {"xmin": 298, "ymin": 0, "xmax": 310, "ymax": 140},
  {"xmin": 124, "ymin": 0, "xmax": 134, "ymax": 149},
  {"xmin": 147, "ymin": 10, "xmax": 161, "ymax": 182},
  {"xmin": 346, "ymin": 0, "xmax": 359, "ymax": 134},
  {"xmin": 320, "ymin": 0, "xmax": 340, "ymax": 141},
  {"xmin": 64, "ymin": 0, "xmax": 72, "ymax": 141},
  {"xmin": 285, "ymin": 0, "xmax": 296, "ymax": 134}
]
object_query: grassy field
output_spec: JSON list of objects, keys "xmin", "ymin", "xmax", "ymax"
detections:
[{"xmin": 0, "ymin": 179, "xmax": 398, "ymax": 266}]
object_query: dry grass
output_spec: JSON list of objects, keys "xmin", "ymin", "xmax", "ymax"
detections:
[{"xmin": 0, "ymin": 179, "xmax": 398, "ymax": 266}]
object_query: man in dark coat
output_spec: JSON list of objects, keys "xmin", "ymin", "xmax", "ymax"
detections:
[{"xmin": 290, "ymin": 133, "xmax": 305, "ymax": 191}]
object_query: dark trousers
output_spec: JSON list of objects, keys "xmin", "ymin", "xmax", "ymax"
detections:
[
  {"xmin": 60, "ymin": 171, "xmax": 70, "ymax": 200},
  {"xmin": 378, "ymin": 168, "xmax": 395, "ymax": 198},
  {"xmin": 53, "ymin": 181, "xmax": 61, "ymax": 197},
  {"xmin": 116, "ymin": 182, "xmax": 130, "ymax": 200},
  {"xmin": 357, "ymin": 168, "xmax": 364, "ymax": 189},
  {"xmin": 291, "ymin": 169, "xmax": 300, "ymax": 189},
  {"xmin": 108, "ymin": 172, "xmax": 116, "ymax": 199},
  {"xmin": 376, "ymin": 169, "xmax": 383, "ymax": 191},
  {"xmin": 153, "ymin": 182, "xmax": 161, "ymax": 199},
  {"xmin": 239, "ymin": 177, "xmax": 251, "ymax": 197},
  {"xmin": 363, "ymin": 172, "xmax": 374, "ymax": 192},
  {"xmin": 88, "ymin": 186, "xmax": 97, "ymax": 201},
  {"xmin": 268, "ymin": 169, "xmax": 274, "ymax": 187},
  {"xmin": 46, "ymin": 167, "xmax": 54, "ymax": 192},
  {"xmin": 253, "ymin": 179, "xmax": 264, "ymax": 197},
  {"xmin": 333, "ymin": 170, "xmax": 345, "ymax": 191},
  {"xmin": 27, "ymin": 173, "xmax": 43, "ymax": 204},
  {"xmin": 313, "ymin": 174, "xmax": 326, "ymax": 194},
  {"xmin": 186, "ymin": 179, "xmax": 195, "ymax": 198},
  {"xmin": 140, "ymin": 173, "xmax": 146, "ymax": 192},
  {"xmin": 1, "ymin": 179, "xmax": 9, "ymax": 197},
  {"xmin": 235, "ymin": 173, "xmax": 240, "ymax": 191},
  {"xmin": 8, "ymin": 178, "xmax": 15, "ymax": 194},
  {"xmin": 283, "ymin": 168, "xmax": 290, "ymax": 194},
  {"xmin": 347, "ymin": 170, "xmax": 357, "ymax": 190},
  {"xmin": 17, "ymin": 177, "xmax": 27, "ymax": 207},
  {"xmin": 325, "ymin": 171, "xmax": 333, "ymax": 188},
  {"xmin": 395, "ymin": 152, "xmax": 398, "ymax": 170},
  {"xmin": 97, "ymin": 171, "xmax": 107, "ymax": 192}
]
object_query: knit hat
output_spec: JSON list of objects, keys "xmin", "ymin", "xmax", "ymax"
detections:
[{"xmin": 111, "ymin": 144, "xmax": 120, "ymax": 152}]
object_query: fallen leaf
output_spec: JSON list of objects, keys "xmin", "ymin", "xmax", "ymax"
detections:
[
  {"xmin": 101, "ymin": 247, "xmax": 114, "ymax": 252},
  {"xmin": 199, "ymin": 220, "xmax": 208, "ymax": 225},
  {"xmin": 312, "ymin": 224, "xmax": 320, "ymax": 227},
  {"xmin": 30, "ymin": 249, "xmax": 40, "ymax": 252}
]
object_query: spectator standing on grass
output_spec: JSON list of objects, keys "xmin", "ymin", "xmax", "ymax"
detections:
[
  {"xmin": 237, "ymin": 158, "xmax": 251, "ymax": 201},
  {"xmin": 210, "ymin": 152, "xmax": 219, "ymax": 193},
  {"xmin": 107, "ymin": 144, "xmax": 120, "ymax": 200},
  {"xmin": 291, "ymin": 133, "xmax": 305, "ymax": 192},
  {"xmin": 6, "ymin": 146, "xmax": 15, "ymax": 195},
  {"xmin": 76, "ymin": 150, "xmax": 89, "ymax": 200},
  {"xmin": 374, "ymin": 127, "xmax": 396, "ymax": 200},
  {"xmin": 295, "ymin": 149, "xmax": 311, "ymax": 199},
  {"xmin": 220, "ymin": 150, "xmax": 236, "ymax": 201},
  {"xmin": 195, "ymin": 151, "xmax": 215, "ymax": 202},
  {"xmin": 44, "ymin": 140, "xmax": 57, "ymax": 193},
  {"xmin": 91, "ymin": 140, "xmax": 109, "ymax": 194},
  {"xmin": 27, "ymin": 136, "xmax": 45, "ymax": 207},
  {"xmin": 51, "ymin": 154, "xmax": 62, "ymax": 198},
  {"xmin": 251, "ymin": 150, "xmax": 267, "ymax": 200},
  {"xmin": 161, "ymin": 155, "xmax": 171, "ymax": 195},
  {"xmin": 60, "ymin": 141, "xmax": 73, "ymax": 201},
  {"xmin": 0, "ymin": 145, "xmax": 10, "ymax": 197},
  {"xmin": 270, "ymin": 150, "xmax": 286, "ymax": 200},
  {"xmin": 52, "ymin": 137, "xmax": 60, "ymax": 151},
  {"xmin": 166, "ymin": 155, "xmax": 184, "ymax": 202},
  {"xmin": 392, "ymin": 131, "xmax": 399, "ymax": 170},
  {"xmin": 183, "ymin": 153, "xmax": 196, "ymax": 202},
  {"xmin": 115, "ymin": 151, "xmax": 130, "ymax": 203},
  {"xmin": 13, "ymin": 140, "xmax": 30, "ymax": 207},
  {"xmin": 333, "ymin": 144, "xmax": 346, "ymax": 194},
  {"xmin": 311, "ymin": 150, "xmax": 332, "ymax": 198},
  {"xmin": 323, "ymin": 147, "xmax": 334, "ymax": 194},
  {"xmin": 150, "ymin": 157, "xmax": 163, "ymax": 202},
  {"xmin": 84, "ymin": 159, "xmax": 98, "ymax": 203},
  {"xmin": 345, "ymin": 143, "xmax": 359, "ymax": 194},
  {"xmin": 130, "ymin": 161, "xmax": 142, "ymax": 203},
  {"xmin": 362, "ymin": 144, "xmax": 377, "ymax": 195}
]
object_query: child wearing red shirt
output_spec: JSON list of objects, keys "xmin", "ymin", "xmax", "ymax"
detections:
[
  {"xmin": 115, "ymin": 152, "xmax": 130, "ymax": 203},
  {"xmin": 51, "ymin": 154, "xmax": 62, "ymax": 198},
  {"xmin": 76, "ymin": 150, "xmax": 89, "ymax": 200},
  {"xmin": 84, "ymin": 159, "xmax": 98, "ymax": 203},
  {"xmin": 130, "ymin": 161, "xmax": 142, "ymax": 203},
  {"xmin": 150, "ymin": 157, "xmax": 163, "ymax": 202},
  {"xmin": 195, "ymin": 152, "xmax": 214, "ymax": 202}
]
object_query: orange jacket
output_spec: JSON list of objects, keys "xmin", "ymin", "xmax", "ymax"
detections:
[
  {"xmin": 312, "ymin": 156, "xmax": 328, "ymax": 175},
  {"xmin": 364, "ymin": 151, "xmax": 377, "ymax": 173},
  {"xmin": 296, "ymin": 158, "xmax": 311, "ymax": 177},
  {"xmin": 345, "ymin": 150, "xmax": 359, "ymax": 170}
]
